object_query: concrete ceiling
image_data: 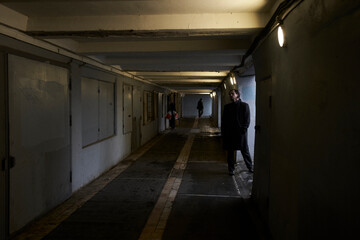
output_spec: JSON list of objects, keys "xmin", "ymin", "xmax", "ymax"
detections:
[{"xmin": 0, "ymin": 0, "xmax": 280, "ymax": 94}]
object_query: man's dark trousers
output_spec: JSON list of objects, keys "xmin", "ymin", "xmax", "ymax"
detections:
[{"xmin": 227, "ymin": 146, "xmax": 252, "ymax": 173}]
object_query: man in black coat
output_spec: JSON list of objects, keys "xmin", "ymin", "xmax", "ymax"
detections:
[{"xmin": 221, "ymin": 89, "xmax": 253, "ymax": 175}]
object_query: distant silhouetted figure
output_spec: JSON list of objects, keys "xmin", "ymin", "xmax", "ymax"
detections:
[
  {"xmin": 197, "ymin": 98, "xmax": 204, "ymax": 118},
  {"xmin": 167, "ymin": 103, "xmax": 177, "ymax": 129},
  {"xmin": 221, "ymin": 89, "xmax": 253, "ymax": 175}
]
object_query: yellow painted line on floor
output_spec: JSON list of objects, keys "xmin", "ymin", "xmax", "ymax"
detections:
[
  {"xmin": 138, "ymin": 119, "xmax": 198, "ymax": 240},
  {"xmin": 12, "ymin": 134, "xmax": 165, "ymax": 240}
]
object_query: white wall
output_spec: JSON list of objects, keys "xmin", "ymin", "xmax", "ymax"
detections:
[
  {"xmin": 158, "ymin": 93, "xmax": 166, "ymax": 132},
  {"xmin": 71, "ymin": 66, "xmax": 127, "ymax": 191},
  {"xmin": 211, "ymin": 90, "xmax": 221, "ymax": 127},
  {"xmin": 182, "ymin": 94, "xmax": 212, "ymax": 117},
  {"xmin": 238, "ymin": 75, "xmax": 256, "ymax": 159},
  {"xmin": 0, "ymin": 31, "xmax": 168, "ymax": 233},
  {"xmin": 72, "ymin": 67, "xmax": 166, "ymax": 191},
  {"xmin": 252, "ymin": 1, "xmax": 360, "ymax": 239}
]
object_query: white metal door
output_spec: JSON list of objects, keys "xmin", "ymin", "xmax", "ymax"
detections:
[
  {"xmin": 81, "ymin": 78, "xmax": 99, "ymax": 146},
  {"xmin": 123, "ymin": 84, "xmax": 133, "ymax": 134},
  {"xmin": 8, "ymin": 55, "xmax": 71, "ymax": 233},
  {"xmin": 99, "ymin": 81, "xmax": 115, "ymax": 139},
  {"xmin": 158, "ymin": 93, "xmax": 163, "ymax": 131},
  {"xmin": 132, "ymin": 86, "xmax": 142, "ymax": 150}
]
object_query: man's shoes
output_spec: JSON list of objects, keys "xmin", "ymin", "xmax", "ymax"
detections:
[{"xmin": 229, "ymin": 171, "xmax": 234, "ymax": 176}]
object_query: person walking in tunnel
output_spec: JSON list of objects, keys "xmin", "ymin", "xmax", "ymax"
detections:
[
  {"xmin": 197, "ymin": 98, "xmax": 204, "ymax": 118},
  {"xmin": 166, "ymin": 102, "xmax": 177, "ymax": 129},
  {"xmin": 221, "ymin": 89, "xmax": 253, "ymax": 175}
]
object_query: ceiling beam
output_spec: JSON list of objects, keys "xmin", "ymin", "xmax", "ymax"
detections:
[
  {"xmin": 77, "ymin": 39, "xmax": 250, "ymax": 53},
  {"xmin": 150, "ymin": 79, "xmax": 222, "ymax": 83},
  {"xmin": 32, "ymin": 29, "xmax": 257, "ymax": 39},
  {"xmin": 0, "ymin": 4, "xmax": 28, "ymax": 30},
  {"xmin": 104, "ymin": 55, "xmax": 241, "ymax": 66},
  {"xmin": 26, "ymin": 13, "xmax": 269, "ymax": 31},
  {"xmin": 128, "ymin": 71, "xmax": 228, "ymax": 77},
  {"xmin": 118, "ymin": 65, "xmax": 234, "ymax": 72},
  {"xmin": 147, "ymin": 76, "xmax": 223, "ymax": 80},
  {"xmin": 174, "ymin": 89, "xmax": 213, "ymax": 94}
]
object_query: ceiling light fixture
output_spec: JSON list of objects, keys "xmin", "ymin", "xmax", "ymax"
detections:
[
  {"xmin": 229, "ymin": 73, "xmax": 236, "ymax": 85},
  {"xmin": 277, "ymin": 25, "xmax": 286, "ymax": 47}
]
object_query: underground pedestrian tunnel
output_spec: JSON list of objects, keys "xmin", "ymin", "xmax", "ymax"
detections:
[{"xmin": 1, "ymin": 1, "xmax": 359, "ymax": 239}]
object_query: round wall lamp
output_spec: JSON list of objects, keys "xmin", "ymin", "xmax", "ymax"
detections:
[
  {"xmin": 277, "ymin": 25, "xmax": 286, "ymax": 47},
  {"xmin": 229, "ymin": 73, "xmax": 236, "ymax": 85}
]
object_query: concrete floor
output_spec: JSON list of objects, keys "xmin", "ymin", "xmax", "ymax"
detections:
[{"xmin": 13, "ymin": 118, "xmax": 264, "ymax": 240}]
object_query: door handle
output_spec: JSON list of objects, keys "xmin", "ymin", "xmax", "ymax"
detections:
[{"xmin": 1, "ymin": 156, "xmax": 15, "ymax": 170}]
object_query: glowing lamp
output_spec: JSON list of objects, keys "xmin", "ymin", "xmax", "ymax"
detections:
[{"xmin": 278, "ymin": 26, "xmax": 285, "ymax": 47}]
